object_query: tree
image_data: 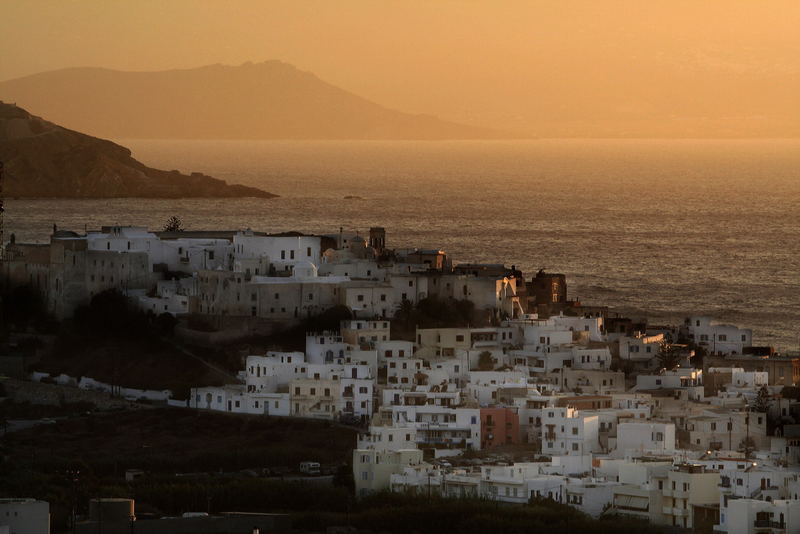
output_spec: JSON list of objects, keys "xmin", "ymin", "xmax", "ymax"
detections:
[
  {"xmin": 477, "ymin": 351, "xmax": 494, "ymax": 371},
  {"xmin": 162, "ymin": 216, "xmax": 184, "ymax": 232},
  {"xmin": 753, "ymin": 385, "xmax": 770, "ymax": 413},
  {"xmin": 691, "ymin": 344, "xmax": 708, "ymax": 367},
  {"xmin": 656, "ymin": 341, "xmax": 681, "ymax": 371}
]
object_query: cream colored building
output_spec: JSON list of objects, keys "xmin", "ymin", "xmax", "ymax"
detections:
[
  {"xmin": 660, "ymin": 463, "xmax": 720, "ymax": 529},
  {"xmin": 353, "ymin": 426, "xmax": 424, "ymax": 497}
]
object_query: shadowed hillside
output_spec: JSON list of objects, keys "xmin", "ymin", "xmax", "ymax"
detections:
[{"xmin": 0, "ymin": 102, "xmax": 276, "ymax": 198}]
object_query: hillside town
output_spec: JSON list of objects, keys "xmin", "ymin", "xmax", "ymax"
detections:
[{"xmin": 2, "ymin": 224, "xmax": 800, "ymax": 534}]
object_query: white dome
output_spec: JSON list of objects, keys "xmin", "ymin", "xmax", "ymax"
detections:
[{"xmin": 292, "ymin": 260, "xmax": 318, "ymax": 278}]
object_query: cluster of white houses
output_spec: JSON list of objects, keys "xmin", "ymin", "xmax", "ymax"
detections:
[
  {"xmin": 190, "ymin": 311, "xmax": 800, "ymax": 533},
  {"xmin": 5, "ymin": 225, "xmax": 800, "ymax": 534},
  {"xmin": 1, "ymin": 225, "xmax": 521, "ymax": 325}
]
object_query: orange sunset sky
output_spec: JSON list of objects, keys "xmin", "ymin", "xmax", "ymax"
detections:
[{"xmin": 1, "ymin": 0, "xmax": 798, "ymax": 137}]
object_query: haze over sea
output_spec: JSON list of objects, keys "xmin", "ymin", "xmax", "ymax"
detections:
[{"xmin": 8, "ymin": 140, "xmax": 800, "ymax": 350}]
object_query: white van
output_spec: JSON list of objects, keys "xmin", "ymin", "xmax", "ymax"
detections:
[{"xmin": 299, "ymin": 461, "xmax": 321, "ymax": 475}]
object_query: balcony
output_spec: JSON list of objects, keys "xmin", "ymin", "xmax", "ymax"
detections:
[
  {"xmin": 663, "ymin": 507, "xmax": 689, "ymax": 517},
  {"xmin": 753, "ymin": 520, "xmax": 785, "ymax": 531}
]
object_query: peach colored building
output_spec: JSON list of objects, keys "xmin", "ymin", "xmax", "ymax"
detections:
[{"xmin": 480, "ymin": 407, "xmax": 520, "ymax": 449}]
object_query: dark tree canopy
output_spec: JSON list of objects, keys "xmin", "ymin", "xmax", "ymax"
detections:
[{"xmin": 162, "ymin": 215, "xmax": 184, "ymax": 232}]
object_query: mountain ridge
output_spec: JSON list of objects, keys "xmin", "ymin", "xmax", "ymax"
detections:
[{"xmin": 0, "ymin": 61, "xmax": 507, "ymax": 140}]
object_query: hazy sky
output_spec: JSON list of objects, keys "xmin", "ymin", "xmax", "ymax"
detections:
[{"xmin": 2, "ymin": 0, "xmax": 798, "ymax": 135}]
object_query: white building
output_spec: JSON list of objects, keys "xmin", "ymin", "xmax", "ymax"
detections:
[
  {"xmin": 0, "ymin": 499, "xmax": 50, "ymax": 534},
  {"xmin": 684, "ymin": 316, "xmax": 753, "ymax": 356},
  {"xmin": 541, "ymin": 406, "xmax": 601, "ymax": 457},
  {"xmin": 614, "ymin": 422, "xmax": 676, "ymax": 458}
]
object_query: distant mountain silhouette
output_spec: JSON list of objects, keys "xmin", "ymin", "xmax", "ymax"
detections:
[
  {"xmin": 0, "ymin": 102, "xmax": 276, "ymax": 198},
  {"xmin": 0, "ymin": 62, "xmax": 504, "ymax": 140}
]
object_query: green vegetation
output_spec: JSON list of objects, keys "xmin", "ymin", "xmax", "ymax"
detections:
[
  {"xmin": 0, "ymin": 399, "xmax": 94, "ymax": 420},
  {"xmin": 0, "ymin": 284, "xmax": 55, "ymax": 335},
  {"xmin": 781, "ymin": 386, "xmax": 800, "ymax": 400},
  {"xmin": 294, "ymin": 493, "xmax": 671, "ymax": 534},
  {"xmin": 1, "ymin": 408, "xmax": 356, "ymax": 476},
  {"xmin": 0, "ymin": 407, "xmax": 357, "ymax": 531},
  {"xmin": 393, "ymin": 296, "xmax": 480, "ymax": 340},
  {"xmin": 161, "ymin": 215, "xmax": 184, "ymax": 232},
  {"xmin": 656, "ymin": 341, "xmax": 681, "ymax": 371},
  {"xmin": 753, "ymin": 385, "xmax": 770, "ymax": 413},
  {"xmin": 34, "ymin": 289, "xmax": 233, "ymax": 396},
  {"xmin": 239, "ymin": 305, "xmax": 354, "ymax": 351},
  {"xmin": 477, "ymin": 350, "xmax": 495, "ymax": 371}
]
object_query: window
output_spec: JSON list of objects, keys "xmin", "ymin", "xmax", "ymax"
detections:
[
  {"xmin": 456, "ymin": 335, "xmax": 465, "ymax": 342},
  {"xmin": 281, "ymin": 250, "xmax": 286, "ymax": 259},
  {"xmin": 290, "ymin": 250, "xmax": 295, "ymax": 259},
  {"xmin": 380, "ymin": 294, "xmax": 386, "ymax": 301},
  {"xmin": 357, "ymin": 295, "xmax": 364, "ymax": 302},
  {"xmin": 572, "ymin": 443, "xmax": 579, "ymax": 451},
  {"xmin": 307, "ymin": 247, "xmax": 312, "ymax": 257}
]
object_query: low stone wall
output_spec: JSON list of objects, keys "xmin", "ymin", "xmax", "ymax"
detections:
[
  {"xmin": 30, "ymin": 372, "xmax": 175, "ymax": 402},
  {"xmin": 2, "ymin": 377, "xmax": 133, "ymax": 410}
]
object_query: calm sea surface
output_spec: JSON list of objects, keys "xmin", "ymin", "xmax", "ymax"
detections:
[{"xmin": 7, "ymin": 140, "xmax": 800, "ymax": 350}]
